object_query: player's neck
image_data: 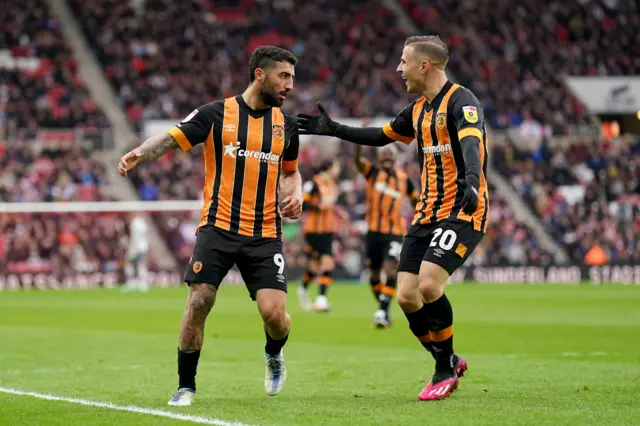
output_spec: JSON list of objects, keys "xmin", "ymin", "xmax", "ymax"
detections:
[
  {"xmin": 241, "ymin": 86, "xmax": 269, "ymax": 111},
  {"xmin": 422, "ymin": 72, "xmax": 448, "ymax": 103}
]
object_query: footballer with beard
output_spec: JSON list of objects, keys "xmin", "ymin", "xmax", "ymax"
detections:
[{"xmin": 118, "ymin": 46, "xmax": 303, "ymax": 404}]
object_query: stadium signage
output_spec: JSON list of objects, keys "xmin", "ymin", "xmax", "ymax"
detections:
[
  {"xmin": 565, "ymin": 76, "xmax": 640, "ymax": 114},
  {"xmin": 448, "ymin": 265, "xmax": 640, "ymax": 285},
  {"xmin": 0, "ymin": 270, "xmax": 245, "ymax": 291}
]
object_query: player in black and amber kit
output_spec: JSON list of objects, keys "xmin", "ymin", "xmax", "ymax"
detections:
[
  {"xmin": 118, "ymin": 46, "xmax": 302, "ymax": 404},
  {"xmin": 297, "ymin": 159, "xmax": 341, "ymax": 313},
  {"xmin": 355, "ymin": 145, "xmax": 418, "ymax": 328},
  {"xmin": 298, "ymin": 35, "xmax": 489, "ymax": 401}
]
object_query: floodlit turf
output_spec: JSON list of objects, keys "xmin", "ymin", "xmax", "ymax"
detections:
[{"xmin": 1, "ymin": 282, "xmax": 639, "ymax": 425}]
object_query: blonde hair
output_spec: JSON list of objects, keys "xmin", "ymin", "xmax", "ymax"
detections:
[{"xmin": 404, "ymin": 35, "xmax": 449, "ymax": 69}]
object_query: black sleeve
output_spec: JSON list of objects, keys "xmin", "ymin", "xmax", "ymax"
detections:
[
  {"xmin": 334, "ymin": 125, "xmax": 393, "ymax": 146},
  {"xmin": 282, "ymin": 114, "xmax": 299, "ymax": 172},
  {"xmin": 449, "ymin": 89, "xmax": 484, "ymax": 190},
  {"xmin": 382, "ymin": 102, "xmax": 416, "ymax": 144},
  {"xmin": 168, "ymin": 102, "xmax": 221, "ymax": 152}
]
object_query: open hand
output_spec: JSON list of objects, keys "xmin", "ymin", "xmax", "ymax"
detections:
[
  {"xmin": 117, "ymin": 150, "xmax": 143, "ymax": 176},
  {"xmin": 297, "ymin": 103, "xmax": 339, "ymax": 136}
]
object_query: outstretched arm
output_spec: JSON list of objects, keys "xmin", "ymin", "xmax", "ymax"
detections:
[
  {"xmin": 117, "ymin": 133, "xmax": 178, "ymax": 176},
  {"xmin": 297, "ymin": 103, "xmax": 394, "ymax": 146}
]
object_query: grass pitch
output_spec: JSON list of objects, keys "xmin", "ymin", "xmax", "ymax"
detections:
[{"xmin": 0, "ymin": 282, "xmax": 639, "ymax": 425}]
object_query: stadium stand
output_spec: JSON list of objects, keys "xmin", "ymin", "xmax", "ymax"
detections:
[
  {"xmin": 401, "ymin": 0, "xmax": 638, "ymax": 133},
  {"xmin": 69, "ymin": 0, "xmax": 411, "ymax": 124},
  {"xmin": 1, "ymin": 0, "xmax": 109, "ymax": 136},
  {"xmin": 0, "ymin": 1, "xmax": 127, "ymax": 281},
  {"xmin": 493, "ymin": 134, "xmax": 640, "ymax": 264}
]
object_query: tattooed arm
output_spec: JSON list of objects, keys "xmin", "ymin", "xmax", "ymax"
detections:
[{"xmin": 117, "ymin": 133, "xmax": 179, "ymax": 176}]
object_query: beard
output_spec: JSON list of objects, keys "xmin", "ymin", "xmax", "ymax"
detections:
[{"xmin": 259, "ymin": 83, "xmax": 284, "ymax": 107}]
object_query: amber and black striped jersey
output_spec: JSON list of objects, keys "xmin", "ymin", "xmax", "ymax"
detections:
[
  {"xmin": 359, "ymin": 159, "xmax": 418, "ymax": 236},
  {"xmin": 382, "ymin": 81, "xmax": 490, "ymax": 233},
  {"xmin": 302, "ymin": 173, "xmax": 338, "ymax": 234},
  {"xmin": 168, "ymin": 95, "xmax": 299, "ymax": 239}
]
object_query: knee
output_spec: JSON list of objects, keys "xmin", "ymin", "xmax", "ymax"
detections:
[
  {"xmin": 418, "ymin": 274, "xmax": 444, "ymax": 302},
  {"xmin": 262, "ymin": 305, "xmax": 288, "ymax": 329},
  {"xmin": 396, "ymin": 275, "xmax": 421, "ymax": 311},
  {"xmin": 188, "ymin": 285, "xmax": 216, "ymax": 314},
  {"xmin": 369, "ymin": 269, "xmax": 381, "ymax": 283},
  {"xmin": 321, "ymin": 256, "xmax": 334, "ymax": 271},
  {"xmin": 383, "ymin": 264, "xmax": 397, "ymax": 281},
  {"xmin": 396, "ymin": 290, "xmax": 420, "ymax": 312}
]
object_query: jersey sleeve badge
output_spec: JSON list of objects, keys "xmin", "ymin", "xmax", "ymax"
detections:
[{"xmin": 462, "ymin": 106, "xmax": 478, "ymax": 123}]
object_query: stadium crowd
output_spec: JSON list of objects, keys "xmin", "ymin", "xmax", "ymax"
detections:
[
  {"xmin": 69, "ymin": 0, "xmax": 411, "ymax": 127},
  {"xmin": 493, "ymin": 134, "xmax": 640, "ymax": 264},
  {"xmin": 1, "ymin": 0, "xmax": 108, "ymax": 137},
  {"xmin": 4, "ymin": 0, "xmax": 637, "ymax": 279},
  {"xmin": 401, "ymin": 0, "xmax": 638, "ymax": 133},
  {"xmin": 0, "ymin": 211, "xmax": 131, "ymax": 278}
]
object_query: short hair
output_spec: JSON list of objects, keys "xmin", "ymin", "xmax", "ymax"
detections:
[
  {"xmin": 248, "ymin": 46, "xmax": 298, "ymax": 82},
  {"xmin": 404, "ymin": 35, "xmax": 449, "ymax": 69}
]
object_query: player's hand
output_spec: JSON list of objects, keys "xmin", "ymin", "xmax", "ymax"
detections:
[
  {"xmin": 458, "ymin": 179, "xmax": 478, "ymax": 215},
  {"xmin": 281, "ymin": 193, "xmax": 303, "ymax": 219},
  {"xmin": 117, "ymin": 150, "xmax": 143, "ymax": 176},
  {"xmin": 297, "ymin": 103, "xmax": 339, "ymax": 136}
]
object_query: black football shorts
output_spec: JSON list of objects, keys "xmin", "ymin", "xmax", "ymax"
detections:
[
  {"xmin": 304, "ymin": 233, "xmax": 334, "ymax": 258},
  {"xmin": 397, "ymin": 220, "xmax": 484, "ymax": 275},
  {"xmin": 184, "ymin": 225, "xmax": 287, "ymax": 300},
  {"xmin": 365, "ymin": 232, "xmax": 404, "ymax": 270}
]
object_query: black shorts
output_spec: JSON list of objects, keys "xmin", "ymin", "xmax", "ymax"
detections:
[
  {"xmin": 184, "ymin": 225, "xmax": 287, "ymax": 300},
  {"xmin": 304, "ymin": 233, "xmax": 333, "ymax": 258},
  {"xmin": 397, "ymin": 220, "xmax": 484, "ymax": 276},
  {"xmin": 366, "ymin": 232, "xmax": 404, "ymax": 270}
]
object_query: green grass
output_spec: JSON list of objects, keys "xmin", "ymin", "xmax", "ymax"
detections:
[{"xmin": 1, "ymin": 283, "xmax": 639, "ymax": 425}]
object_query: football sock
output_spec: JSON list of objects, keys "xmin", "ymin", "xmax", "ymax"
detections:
[
  {"xmin": 318, "ymin": 271, "xmax": 333, "ymax": 296},
  {"xmin": 302, "ymin": 271, "xmax": 315, "ymax": 290},
  {"xmin": 265, "ymin": 330, "xmax": 289, "ymax": 356},
  {"xmin": 404, "ymin": 304, "xmax": 435, "ymax": 357},
  {"xmin": 425, "ymin": 294, "xmax": 455, "ymax": 377},
  {"xmin": 177, "ymin": 348, "xmax": 201, "ymax": 391},
  {"xmin": 369, "ymin": 278, "xmax": 383, "ymax": 301},
  {"xmin": 379, "ymin": 278, "xmax": 397, "ymax": 312}
]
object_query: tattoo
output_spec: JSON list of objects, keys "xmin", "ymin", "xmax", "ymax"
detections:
[
  {"xmin": 179, "ymin": 285, "xmax": 216, "ymax": 351},
  {"xmin": 139, "ymin": 133, "xmax": 179, "ymax": 162}
]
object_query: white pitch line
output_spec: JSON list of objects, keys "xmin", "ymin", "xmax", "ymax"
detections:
[{"xmin": 0, "ymin": 387, "xmax": 255, "ymax": 426}]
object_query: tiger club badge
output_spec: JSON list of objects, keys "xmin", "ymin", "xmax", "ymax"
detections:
[
  {"xmin": 192, "ymin": 261, "xmax": 203, "ymax": 273},
  {"xmin": 273, "ymin": 125, "xmax": 284, "ymax": 141}
]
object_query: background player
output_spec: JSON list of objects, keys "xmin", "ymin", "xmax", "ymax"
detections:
[
  {"xmin": 122, "ymin": 213, "xmax": 149, "ymax": 293},
  {"xmin": 297, "ymin": 159, "xmax": 342, "ymax": 312},
  {"xmin": 117, "ymin": 46, "xmax": 303, "ymax": 404},
  {"xmin": 298, "ymin": 35, "xmax": 489, "ymax": 401},
  {"xmin": 355, "ymin": 145, "xmax": 419, "ymax": 328}
]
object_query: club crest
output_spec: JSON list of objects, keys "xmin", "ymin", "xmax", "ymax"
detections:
[{"xmin": 273, "ymin": 125, "xmax": 284, "ymax": 141}]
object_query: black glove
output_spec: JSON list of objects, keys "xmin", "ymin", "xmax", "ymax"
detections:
[
  {"xmin": 458, "ymin": 179, "xmax": 478, "ymax": 215},
  {"xmin": 297, "ymin": 103, "xmax": 339, "ymax": 136}
]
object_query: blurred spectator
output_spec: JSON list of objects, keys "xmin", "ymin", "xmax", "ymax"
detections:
[
  {"xmin": 402, "ymin": 0, "xmax": 638, "ymax": 134},
  {"xmin": 70, "ymin": 0, "xmax": 412, "ymax": 129},
  {"xmin": 1, "ymin": 0, "xmax": 108, "ymax": 136},
  {"xmin": 0, "ymin": 144, "xmax": 112, "ymax": 202},
  {"xmin": 0, "ymin": 212, "xmax": 133, "ymax": 276},
  {"xmin": 493, "ymin": 134, "xmax": 640, "ymax": 263}
]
